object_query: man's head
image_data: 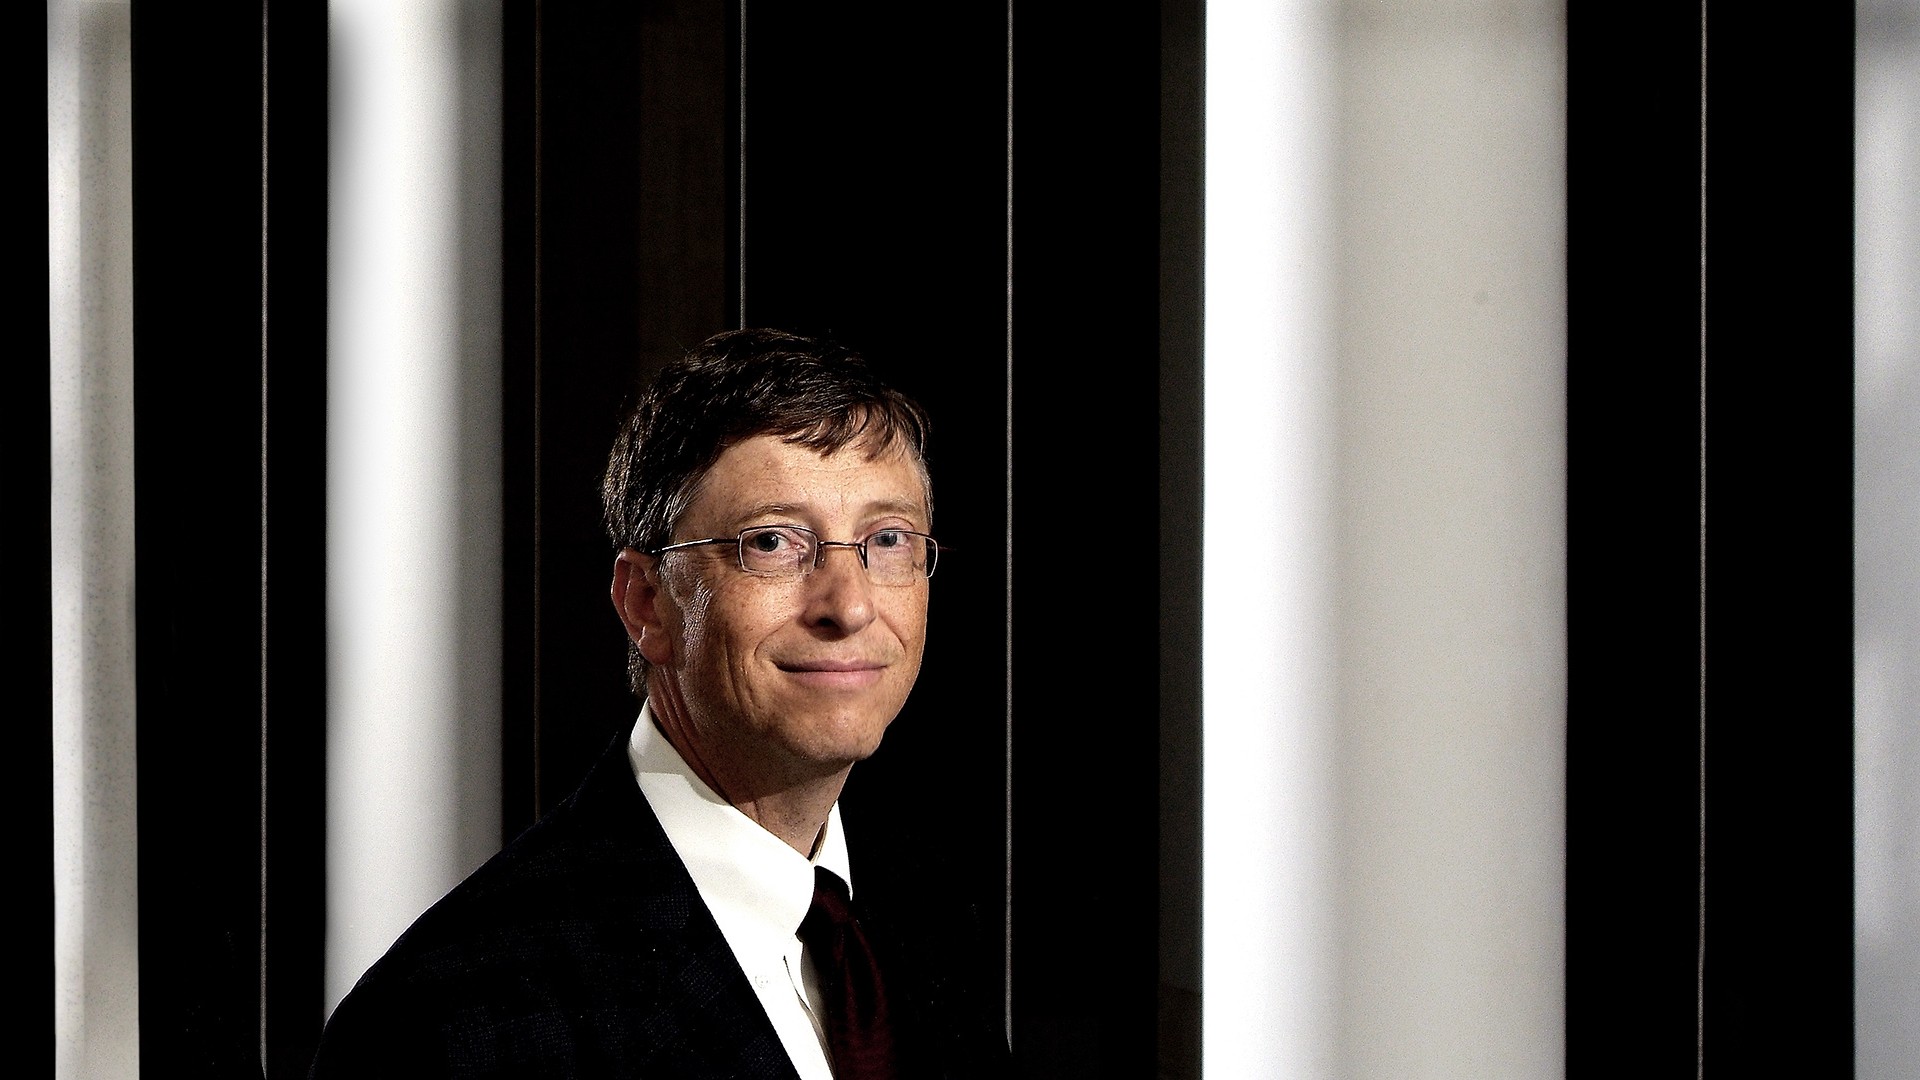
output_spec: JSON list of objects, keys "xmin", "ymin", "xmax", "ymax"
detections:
[{"xmin": 603, "ymin": 329, "xmax": 936, "ymax": 797}]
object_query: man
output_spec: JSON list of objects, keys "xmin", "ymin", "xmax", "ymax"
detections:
[{"xmin": 312, "ymin": 329, "xmax": 1013, "ymax": 1078}]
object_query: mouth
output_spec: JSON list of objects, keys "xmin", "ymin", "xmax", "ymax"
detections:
[{"xmin": 776, "ymin": 658, "xmax": 888, "ymax": 689}]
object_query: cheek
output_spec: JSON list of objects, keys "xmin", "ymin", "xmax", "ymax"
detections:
[
  {"xmin": 667, "ymin": 574, "xmax": 716, "ymax": 656},
  {"xmin": 689, "ymin": 578, "xmax": 790, "ymax": 668},
  {"xmin": 890, "ymin": 592, "xmax": 931, "ymax": 655}
]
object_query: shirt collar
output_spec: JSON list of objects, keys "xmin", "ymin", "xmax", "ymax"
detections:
[{"xmin": 628, "ymin": 702, "xmax": 853, "ymax": 948}]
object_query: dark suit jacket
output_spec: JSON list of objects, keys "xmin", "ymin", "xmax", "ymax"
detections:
[{"xmin": 310, "ymin": 727, "xmax": 1014, "ymax": 1079}]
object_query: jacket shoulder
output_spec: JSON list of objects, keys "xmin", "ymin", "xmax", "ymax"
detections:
[{"xmin": 311, "ymin": 745, "xmax": 794, "ymax": 1079}]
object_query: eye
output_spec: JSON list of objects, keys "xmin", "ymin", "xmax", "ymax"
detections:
[
  {"xmin": 746, "ymin": 528, "xmax": 792, "ymax": 553},
  {"xmin": 868, "ymin": 529, "xmax": 907, "ymax": 550},
  {"xmin": 736, "ymin": 526, "xmax": 817, "ymax": 574}
]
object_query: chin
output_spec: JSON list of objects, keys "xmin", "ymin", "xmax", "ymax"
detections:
[{"xmin": 787, "ymin": 711, "xmax": 895, "ymax": 768}]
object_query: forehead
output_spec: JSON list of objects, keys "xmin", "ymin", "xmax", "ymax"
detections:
[{"xmin": 681, "ymin": 433, "xmax": 929, "ymax": 529}]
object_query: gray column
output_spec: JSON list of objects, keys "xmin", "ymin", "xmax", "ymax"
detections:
[
  {"xmin": 1855, "ymin": 4, "xmax": 1920, "ymax": 1076},
  {"xmin": 50, "ymin": 2, "xmax": 140, "ymax": 1076}
]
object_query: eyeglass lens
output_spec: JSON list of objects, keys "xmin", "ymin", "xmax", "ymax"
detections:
[{"xmin": 737, "ymin": 526, "xmax": 932, "ymax": 582}]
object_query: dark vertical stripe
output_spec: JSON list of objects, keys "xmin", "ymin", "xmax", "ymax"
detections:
[
  {"xmin": 1568, "ymin": 4, "xmax": 1855, "ymax": 1075},
  {"xmin": 1698, "ymin": 3, "xmax": 1853, "ymax": 1071},
  {"xmin": 1002, "ymin": 0, "xmax": 1017, "ymax": 1035},
  {"xmin": 1157, "ymin": 0, "xmax": 1204, "ymax": 1076},
  {"xmin": 259, "ymin": 3, "xmax": 271, "ymax": 1060},
  {"xmin": 725, "ymin": 1, "xmax": 745, "ymax": 328},
  {"xmin": 1007, "ymin": 5, "xmax": 1160, "ymax": 1075},
  {"xmin": 131, "ymin": 6, "xmax": 269, "ymax": 1076},
  {"xmin": 521, "ymin": 5, "xmax": 655, "ymax": 816},
  {"xmin": 1566, "ymin": 6, "xmax": 1709, "ymax": 1074},
  {"xmin": 502, "ymin": 0, "xmax": 539, "ymax": 839},
  {"xmin": 262, "ymin": 2, "xmax": 329, "ymax": 1075},
  {"xmin": 1698, "ymin": 13, "xmax": 1711, "ymax": 1064},
  {"xmin": 635, "ymin": 4, "xmax": 727, "ymax": 373},
  {"xmin": 736, "ymin": 0, "xmax": 748, "ymax": 326},
  {"xmin": 38, "ymin": 3, "xmax": 56, "ymax": 1065}
]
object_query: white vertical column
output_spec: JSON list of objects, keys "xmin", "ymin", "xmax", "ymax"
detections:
[
  {"xmin": 1330, "ymin": 4, "xmax": 1566, "ymax": 1076},
  {"xmin": 326, "ymin": 0, "xmax": 504, "ymax": 1014},
  {"xmin": 1203, "ymin": 1, "xmax": 1338, "ymax": 1075},
  {"xmin": 1205, "ymin": 2, "xmax": 1565, "ymax": 1076},
  {"xmin": 50, "ymin": 2, "xmax": 139, "ymax": 1077}
]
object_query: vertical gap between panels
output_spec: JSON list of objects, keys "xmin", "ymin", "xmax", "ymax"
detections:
[
  {"xmin": 531, "ymin": 0, "xmax": 547, "ymax": 807},
  {"xmin": 1695, "ymin": 2, "xmax": 1709, "ymax": 1076},
  {"xmin": 736, "ymin": 0, "xmax": 749, "ymax": 327},
  {"xmin": 258, "ymin": 0, "xmax": 272, "ymax": 1066},
  {"xmin": 1002, "ymin": 0, "xmax": 1016, "ymax": 1042}
]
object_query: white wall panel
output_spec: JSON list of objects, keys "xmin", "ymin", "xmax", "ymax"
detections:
[
  {"xmin": 1204, "ymin": 3, "xmax": 1564, "ymax": 1076},
  {"xmin": 1331, "ymin": 6, "xmax": 1565, "ymax": 1076},
  {"xmin": 1204, "ymin": 1, "xmax": 1339, "ymax": 1073},
  {"xmin": 1855, "ymin": 4, "xmax": 1920, "ymax": 1076},
  {"xmin": 325, "ymin": 0, "xmax": 504, "ymax": 1015},
  {"xmin": 49, "ymin": 2, "xmax": 140, "ymax": 1076}
]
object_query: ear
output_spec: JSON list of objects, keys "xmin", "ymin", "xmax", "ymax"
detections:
[{"xmin": 611, "ymin": 548, "xmax": 676, "ymax": 667}]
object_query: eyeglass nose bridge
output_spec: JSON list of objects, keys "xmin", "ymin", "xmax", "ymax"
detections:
[{"xmin": 810, "ymin": 538, "xmax": 871, "ymax": 571}]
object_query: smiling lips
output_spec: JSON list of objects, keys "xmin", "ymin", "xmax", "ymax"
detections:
[{"xmin": 777, "ymin": 657, "xmax": 888, "ymax": 689}]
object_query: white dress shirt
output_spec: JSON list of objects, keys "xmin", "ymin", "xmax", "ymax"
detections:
[{"xmin": 628, "ymin": 702, "xmax": 848, "ymax": 1080}]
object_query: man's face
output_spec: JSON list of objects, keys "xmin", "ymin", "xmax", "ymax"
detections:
[{"xmin": 633, "ymin": 433, "xmax": 931, "ymax": 785}]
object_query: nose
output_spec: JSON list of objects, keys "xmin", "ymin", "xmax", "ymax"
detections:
[{"xmin": 801, "ymin": 543, "xmax": 878, "ymax": 636}]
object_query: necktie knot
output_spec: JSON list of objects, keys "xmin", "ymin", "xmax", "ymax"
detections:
[
  {"xmin": 799, "ymin": 867, "xmax": 896, "ymax": 1079},
  {"xmin": 803, "ymin": 867, "xmax": 856, "ymax": 938}
]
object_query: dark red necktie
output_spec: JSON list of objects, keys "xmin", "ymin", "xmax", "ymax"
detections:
[{"xmin": 799, "ymin": 867, "xmax": 898, "ymax": 1079}]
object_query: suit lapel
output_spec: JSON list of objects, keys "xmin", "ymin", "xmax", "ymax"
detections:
[{"xmin": 557, "ymin": 728, "xmax": 805, "ymax": 1080}]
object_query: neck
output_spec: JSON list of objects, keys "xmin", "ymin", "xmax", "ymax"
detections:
[
  {"xmin": 646, "ymin": 684, "xmax": 852, "ymax": 856},
  {"xmin": 725, "ymin": 774, "xmax": 847, "ymax": 856}
]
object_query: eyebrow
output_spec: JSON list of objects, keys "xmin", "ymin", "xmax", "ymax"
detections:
[{"xmin": 733, "ymin": 499, "xmax": 927, "ymax": 527}]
